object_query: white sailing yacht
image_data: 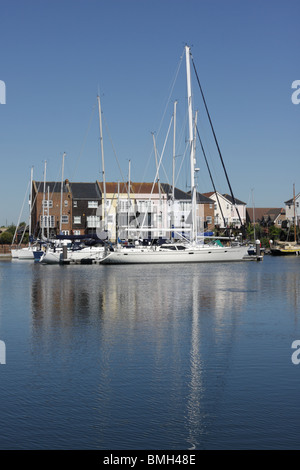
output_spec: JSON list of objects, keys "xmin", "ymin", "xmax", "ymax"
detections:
[
  {"xmin": 100, "ymin": 46, "xmax": 248, "ymax": 265},
  {"xmin": 11, "ymin": 166, "xmax": 38, "ymax": 260}
]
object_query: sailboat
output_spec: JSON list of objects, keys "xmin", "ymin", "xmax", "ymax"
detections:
[
  {"xmin": 11, "ymin": 166, "xmax": 41, "ymax": 260},
  {"xmin": 100, "ymin": 46, "xmax": 248, "ymax": 265},
  {"xmin": 270, "ymin": 184, "xmax": 300, "ymax": 256}
]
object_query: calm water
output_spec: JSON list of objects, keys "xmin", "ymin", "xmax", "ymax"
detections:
[{"xmin": 0, "ymin": 256, "xmax": 300, "ymax": 449}]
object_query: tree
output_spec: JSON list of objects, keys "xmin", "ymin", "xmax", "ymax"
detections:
[{"xmin": 0, "ymin": 231, "xmax": 13, "ymax": 244}]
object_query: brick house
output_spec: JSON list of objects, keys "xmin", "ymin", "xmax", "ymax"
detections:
[
  {"xmin": 69, "ymin": 182, "xmax": 102, "ymax": 235},
  {"xmin": 31, "ymin": 180, "xmax": 72, "ymax": 237}
]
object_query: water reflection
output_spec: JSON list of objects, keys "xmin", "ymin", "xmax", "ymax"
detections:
[
  {"xmin": 0, "ymin": 256, "xmax": 298, "ymax": 448},
  {"xmin": 29, "ymin": 263, "xmax": 251, "ymax": 448}
]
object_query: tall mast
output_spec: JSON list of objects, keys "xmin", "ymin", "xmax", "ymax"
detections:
[
  {"xmin": 117, "ymin": 180, "xmax": 120, "ymax": 243},
  {"xmin": 185, "ymin": 45, "xmax": 196, "ymax": 243},
  {"xmin": 294, "ymin": 183, "xmax": 297, "ymax": 242},
  {"xmin": 59, "ymin": 152, "xmax": 66, "ymax": 233},
  {"xmin": 97, "ymin": 94, "xmax": 107, "ymax": 230},
  {"xmin": 42, "ymin": 160, "xmax": 47, "ymax": 239},
  {"xmin": 172, "ymin": 100, "xmax": 177, "ymax": 202},
  {"xmin": 127, "ymin": 159, "xmax": 131, "ymax": 238},
  {"xmin": 47, "ymin": 185, "xmax": 50, "ymax": 240},
  {"xmin": 28, "ymin": 166, "xmax": 33, "ymax": 245},
  {"xmin": 252, "ymin": 188, "xmax": 256, "ymax": 241},
  {"xmin": 152, "ymin": 133, "xmax": 162, "ymax": 235}
]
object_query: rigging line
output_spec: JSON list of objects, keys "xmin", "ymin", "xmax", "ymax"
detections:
[
  {"xmin": 156, "ymin": 50, "xmax": 184, "ymax": 140},
  {"xmin": 173, "ymin": 108, "xmax": 189, "ymax": 188},
  {"xmin": 102, "ymin": 113, "xmax": 128, "ymax": 193},
  {"xmin": 196, "ymin": 125, "xmax": 226, "ymax": 227},
  {"xmin": 174, "ymin": 141, "xmax": 189, "ymax": 188},
  {"xmin": 138, "ymin": 51, "xmax": 184, "ymax": 195},
  {"xmin": 191, "ymin": 56, "xmax": 243, "ymax": 227},
  {"xmin": 138, "ymin": 116, "xmax": 174, "ymax": 233},
  {"xmin": 11, "ymin": 180, "xmax": 30, "ymax": 247},
  {"xmin": 153, "ymin": 114, "xmax": 174, "ymax": 186},
  {"xmin": 70, "ymin": 103, "xmax": 97, "ymax": 182}
]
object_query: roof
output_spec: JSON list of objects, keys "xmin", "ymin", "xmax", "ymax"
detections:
[
  {"xmin": 284, "ymin": 192, "xmax": 300, "ymax": 204},
  {"xmin": 203, "ymin": 191, "xmax": 215, "ymax": 198},
  {"xmin": 33, "ymin": 181, "xmax": 70, "ymax": 193},
  {"xmin": 203, "ymin": 191, "xmax": 246, "ymax": 205},
  {"xmin": 186, "ymin": 190, "xmax": 215, "ymax": 204},
  {"xmin": 160, "ymin": 183, "xmax": 191, "ymax": 200},
  {"xmin": 222, "ymin": 194, "xmax": 246, "ymax": 205},
  {"xmin": 98, "ymin": 181, "xmax": 164, "ymax": 196},
  {"xmin": 70, "ymin": 182, "xmax": 101, "ymax": 200},
  {"xmin": 247, "ymin": 207, "xmax": 285, "ymax": 223}
]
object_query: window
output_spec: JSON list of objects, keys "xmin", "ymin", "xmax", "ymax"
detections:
[
  {"xmin": 137, "ymin": 200, "xmax": 151, "ymax": 212},
  {"xmin": 62, "ymin": 215, "xmax": 69, "ymax": 224},
  {"xmin": 73, "ymin": 201, "xmax": 77, "ymax": 208},
  {"xmin": 64, "ymin": 200, "xmax": 68, "ymax": 207},
  {"xmin": 40, "ymin": 215, "xmax": 55, "ymax": 228},
  {"xmin": 87, "ymin": 215, "xmax": 101, "ymax": 227},
  {"xmin": 73, "ymin": 230, "xmax": 81, "ymax": 235},
  {"xmin": 88, "ymin": 201, "xmax": 98, "ymax": 208},
  {"xmin": 73, "ymin": 216, "xmax": 81, "ymax": 224},
  {"xmin": 61, "ymin": 230, "xmax": 69, "ymax": 235},
  {"xmin": 42, "ymin": 200, "xmax": 53, "ymax": 208},
  {"xmin": 119, "ymin": 200, "xmax": 130, "ymax": 212},
  {"xmin": 206, "ymin": 216, "xmax": 212, "ymax": 224}
]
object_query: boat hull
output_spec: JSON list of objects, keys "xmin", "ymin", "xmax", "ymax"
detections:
[
  {"xmin": 101, "ymin": 245, "xmax": 249, "ymax": 264},
  {"xmin": 270, "ymin": 248, "xmax": 300, "ymax": 256},
  {"xmin": 11, "ymin": 248, "xmax": 35, "ymax": 260},
  {"xmin": 41, "ymin": 247, "xmax": 105, "ymax": 264}
]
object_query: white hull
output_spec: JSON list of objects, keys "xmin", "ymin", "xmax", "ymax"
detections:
[
  {"xmin": 101, "ymin": 244, "xmax": 249, "ymax": 264},
  {"xmin": 11, "ymin": 247, "xmax": 35, "ymax": 260},
  {"xmin": 41, "ymin": 251, "xmax": 61, "ymax": 264},
  {"xmin": 67, "ymin": 247, "xmax": 104, "ymax": 262},
  {"xmin": 41, "ymin": 246, "xmax": 105, "ymax": 264}
]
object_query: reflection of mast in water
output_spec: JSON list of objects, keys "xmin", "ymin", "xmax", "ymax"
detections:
[{"xmin": 186, "ymin": 274, "xmax": 203, "ymax": 450}]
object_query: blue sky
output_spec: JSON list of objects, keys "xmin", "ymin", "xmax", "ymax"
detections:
[{"xmin": 0, "ymin": 0, "xmax": 299, "ymax": 226}]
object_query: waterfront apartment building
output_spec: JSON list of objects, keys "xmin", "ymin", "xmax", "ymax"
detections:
[
  {"xmin": 285, "ymin": 192, "xmax": 300, "ymax": 226},
  {"xmin": 31, "ymin": 179, "xmax": 216, "ymax": 241},
  {"xmin": 31, "ymin": 180, "xmax": 73, "ymax": 238},
  {"xmin": 203, "ymin": 191, "xmax": 247, "ymax": 229}
]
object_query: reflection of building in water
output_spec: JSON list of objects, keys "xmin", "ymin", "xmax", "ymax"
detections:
[
  {"xmin": 30, "ymin": 263, "xmax": 250, "ymax": 449},
  {"xmin": 31, "ymin": 264, "xmax": 249, "ymax": 332}
]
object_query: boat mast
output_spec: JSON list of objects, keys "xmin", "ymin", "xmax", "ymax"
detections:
[
  {"xmin": 28, "ymin": 166, "xmax": 33, "ymax": 246},
  {"xmin": 172, "ymin": 100, "xmax": 177, "ymax": 202},
  {"xmin": 47, "ymin": 185, "xmax": 50, "ymax": 240},
  {"xmin": 59, "ymin": 152, "xmax": 66, "ymax": 234},
  {"xmin": 42, "ymin": 160, "xmax": 47, "ymax": 239},
  {"xmin": 294, "ymin": 183, "xmax": 297, "ymax": 242},
  {"xmin": 97, "ymin": 94, "xmax": 107, "ymax": 231},
  {"xmin": 127, "ymin": 159, "xmax": 131, "ymax": 239},
  {"xmin": 117, "ymin": 180, "xmax": 120, "ymax": 243},
  {"xmin": 152, "ymin": 133, "xmax": 162, "ymax": 237},
  {"xmin": 252, "ymin": 188, "xmax": 256, "ymax": 242},
  {"xmin": 185, "ymin": 45, "xmax": 197, "ymax": 243}
]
